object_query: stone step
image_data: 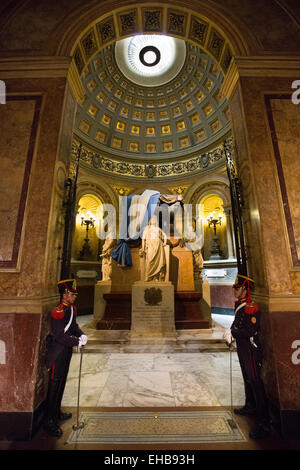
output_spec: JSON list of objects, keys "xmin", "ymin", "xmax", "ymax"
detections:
[
  {"xmin": 74, "ymin": 337, "xmax": 233, "ymax": 354},
  {"xmin": 75, "ymin": 325, "xmax": 234, "ymax": 353}
]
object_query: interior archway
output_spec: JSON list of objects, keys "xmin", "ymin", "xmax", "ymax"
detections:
[
  {"xmin": 58, "ymin": 2, "xmax": 254, "ymax": 67},
  {"xmin": 1, "ymin": 0, "xmax": 300, "ymax": 445}
]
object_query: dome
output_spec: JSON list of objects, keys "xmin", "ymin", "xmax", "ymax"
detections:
[{"xmin": 74, "ymin": 35, "xmax": 230, "ymax": 162}]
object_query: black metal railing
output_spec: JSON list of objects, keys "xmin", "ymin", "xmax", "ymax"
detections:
[
  {"xmin": 60, "ymin": 144, "xmax": 82, "ymax": 280},
  {"xmin": 224, "ymin": 139, "xmax": 248, "ymax": 276}
]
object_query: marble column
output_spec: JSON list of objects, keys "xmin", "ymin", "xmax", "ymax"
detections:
[
  {"xmin": 0, "ymin": 57, "xmax": 78, "ymax": 439},
  {"xmin": 221, "ymin": 56, "xmax": 300, "ymax": 438}
]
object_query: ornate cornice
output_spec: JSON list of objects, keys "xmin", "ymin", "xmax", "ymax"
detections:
[
  {"xmin": 221, "ymin": 56, "xmax": 300, "ymax": 100},
  {"xmin": 72, "ymin": 136, "xmax": 231, "ymax": 180},
  {"xmin": 0, "ymin": 56, "xmax": 72, "ymax": 78}
]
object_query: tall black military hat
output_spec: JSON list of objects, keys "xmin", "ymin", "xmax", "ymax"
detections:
[
  {"xmin": 232, "ymin": 273, "xmax": 255, "ymax": 289},
  {"xmin": 57, "ymin": 279, "xmax": 78, "ymax": 295},
  {"xmin": 233, "ymin": 273, "xmax": 255, "ymax": 303}
]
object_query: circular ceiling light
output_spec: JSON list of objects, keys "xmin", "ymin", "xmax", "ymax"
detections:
[
  {"xmin": 115, "ymin": 35, "xmax": 186, "ymax": 87},
  {"xmin": 139, "ymin": 46, "xmax": 161, "ymax": 67}
]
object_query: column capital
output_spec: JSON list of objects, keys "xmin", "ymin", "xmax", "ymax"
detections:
[{"xmin": 220, "ymin": 55, "xmax": 300, "ymax": 100}]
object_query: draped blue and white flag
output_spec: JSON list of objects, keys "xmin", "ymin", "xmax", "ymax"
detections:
[{"xmin": 111, "ymin": 189, "xmax": 161, "ymax": 267}]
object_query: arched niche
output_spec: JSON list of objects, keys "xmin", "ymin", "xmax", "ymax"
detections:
[
  {"xmin": 199, "ymin": 193, "xmax": 228, "ymax": 260},
  {"xmin": 72, "ymin": 193, "xmax": 102, "ymax": 262}
]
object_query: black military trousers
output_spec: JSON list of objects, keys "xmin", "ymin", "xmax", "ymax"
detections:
[
  {"xmin": 237, "ymin": 344, "xmax": 261, "ymax": 382},
  {"xmin": 237, "ymin": 344, "xmax": 269, "ymax": 424},
  {"xmin": 45, "ymin": 347, "xmax": 73, "ymax": 421},
  {"xmin": 49, "ymin": 346, "xmax": 73, "ymax": 381}
]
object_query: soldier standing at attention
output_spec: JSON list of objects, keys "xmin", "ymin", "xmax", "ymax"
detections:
[
  {"xmin": 43, "ymin": 279, "xmax": 87, "ymax": 437},
  {"xmin": 223, "ymin": 273, "xmax": 271, "ymax": 439}
]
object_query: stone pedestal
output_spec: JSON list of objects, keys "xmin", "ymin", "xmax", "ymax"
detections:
[
  {"xmin": 96, "ymin": 292, "xmax": 131, "ymax": 330},
  {"xmin": 195, "ymin": 279, "xmax": 212, "ymax": 327},
  {"xmin": 169, "ymin": 245, "xmax": 195, "ymax": 291},
  {"xmin": 131, "ymin": 282, "xmax": 176, "ymax": 340}
]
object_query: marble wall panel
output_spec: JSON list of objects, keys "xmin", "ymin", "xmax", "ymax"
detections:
[
  {"xmin": 0, "ymin": 77, "xmax": 68, "ymax": 297},
  {"xmin": 210, "ymin": 284, "xmax": 234, "ymax": 308},
  {"xmin": 0, "ymin": 313, "xmax": 40, "ymax": 412},
  {"xmin": 265, "ymin": 96, "xmax": 300, "ymax": 268},
  {"xmin": 0, "ymin": 96, "xmax": 41, "ymax": 268},
  {"xmin": 234, "ymin": 77, "xmax": 300, "ymax": 295},
  {"xmin": 258, "ymin": 305, "xmax": 279, "ymax": 406},
  {"xmin": 270, "ymin": 311, "xmax": 300, "ymax": 410}
]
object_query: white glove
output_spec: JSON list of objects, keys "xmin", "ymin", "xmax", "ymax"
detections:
[
  {"xmin": 223, "ymin": 328, "xmax": 234, "ymax": 345},
  {"xmin": 79, "ymin": 334, "xmax": 88, "ymax": 346}
]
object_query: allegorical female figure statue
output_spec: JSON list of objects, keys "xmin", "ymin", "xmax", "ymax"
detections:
[
  {"xmin": 100, "ymin": 236, "xmax": 116, "ymax": 281},
  {"xmin": 140, "ymin": 216, "xmax": 167, "ymax": 282}
]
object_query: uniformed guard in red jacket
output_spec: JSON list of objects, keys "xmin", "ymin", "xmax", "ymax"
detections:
[
  {"xmin": 43, "ymin": 279, "xmax": 87, "ymax": 437},
  {"xmin": 224, "ymin": 273, "xmax": 271, "ymax": 439}
]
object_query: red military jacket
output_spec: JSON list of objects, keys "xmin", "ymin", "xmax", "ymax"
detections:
[
  {"xmin": 45, "ymin": 302, "xmax": 83, "ymax": 369},
  {"xmin": 230, "ymin": 298, "xmax": 260, "ymax": 345}
]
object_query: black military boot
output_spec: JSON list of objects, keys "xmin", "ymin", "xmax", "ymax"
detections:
[
  {"xmin": 234, "ymin": 406, "xmax": 256, "ymax": 416},
  {"xmin": 43, "ymin": 379, "xmax": 63, "ymax": 437},
  {"xmin": 249, "ymin": 380, "xmax": 271, "ymax": 439},
  {"xmin": 43, "ymin": 418, "xmax": 63, "ymax": 438},
  {"xmin": 249, "ymin": 421, "xmax": 271, "ymax": 439},
  {"xmin": 58, "ymin": 410, "xmax": 72, "ymax": 421},
  {"xmin": 234, "ymin": 380, "xmax": 256, "ymax": 416},
  {"xmin": 56, "ymin": 378, "xmax": 72, "ymax": 421}
]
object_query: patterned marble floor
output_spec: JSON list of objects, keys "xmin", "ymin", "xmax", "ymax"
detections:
[{"xmin": 62, "ymin": 314, "xmax": 244, "ymax": 409}]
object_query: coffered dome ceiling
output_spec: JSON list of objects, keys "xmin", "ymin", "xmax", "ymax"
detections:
[{"xmin": 74, "ymin": 35, "xmax": 231, "ymax": 164}]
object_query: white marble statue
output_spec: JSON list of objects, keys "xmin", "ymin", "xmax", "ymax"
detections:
[
  {"xmin": 100, "ymin": 236, "xmax": 116, "ymax": 281},
  {"xmin": 140, "ymin": 217, "xmax": 167, "ymax": 282},
  {"xmin": 193, "ymin": 249, "xmax": 204, "ymax": 280}
]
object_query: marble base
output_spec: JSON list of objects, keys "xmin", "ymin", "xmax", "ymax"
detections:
[
  {"xmin": 198, "ymin": 280, "xmax": 212, "ymax": 327},
  {"xmin": 174, "ymin": 291, "xmax": 210, "ymax": 329},
  {"xmin": 93, "ymin": 281, "xmax": 111, "ymax": 328},
  {"xmin": 96, "ymin": 292, "xmax": 131, "ymax": 330},
  {"xmin": 131, "ymin": 282, "xmax": 176, "ymax": 339}
]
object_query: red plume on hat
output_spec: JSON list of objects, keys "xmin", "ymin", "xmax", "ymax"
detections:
[{"xmin": 233, "ymin": 273, "xmax": 255, "ymax": 303}]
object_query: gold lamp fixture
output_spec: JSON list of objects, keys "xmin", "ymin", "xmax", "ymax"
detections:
[
  {"xmin": 79, "ymin": 210, "xmax": 95, "ymax": 260},
  {"xmin": 206, "ymin": 210, "xmax": 223, "ymax": 260}
]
